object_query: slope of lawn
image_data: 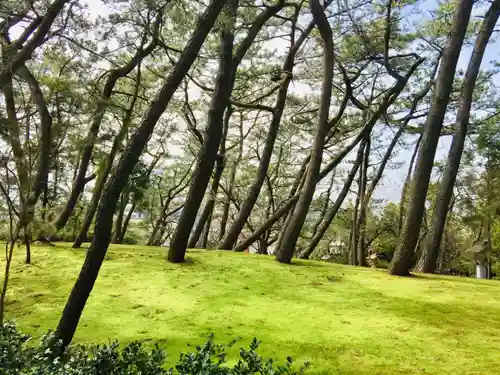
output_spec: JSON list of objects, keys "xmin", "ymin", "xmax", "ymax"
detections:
[{"xmin": 3, "ymin": 243, "xmax": 500, "ymax": 374}]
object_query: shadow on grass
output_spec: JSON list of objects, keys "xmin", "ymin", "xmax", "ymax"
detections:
[
  {"xmin": 349, "ymin": 280, "xmax": 500, "ymax": 334},
  {"xmin": 288, "ymin": 260, "xmax": 331, "ymax": 268},
  {"xmin": 411, "ymin": 272, "xmax": 498, "ymax": 287}
]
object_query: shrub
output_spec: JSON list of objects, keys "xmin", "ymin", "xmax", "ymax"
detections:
[
  {"xmin": 0, "ymin": 322, "xmax": 308, "ymax": 374},
  {"xmin": 120, "ymin": 229, "xmax": 141, "ymax": 245}
]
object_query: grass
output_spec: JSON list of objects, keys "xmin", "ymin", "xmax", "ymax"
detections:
[{"xmin": 3, "ymin": 243, "xmax": 500, "ymax": 374}]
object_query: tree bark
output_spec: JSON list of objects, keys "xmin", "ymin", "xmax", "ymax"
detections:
[
  {"xmin": 54, "ymin": 0, "xmax": 227, "ymax": 349},
  {"xmin": 199, "ymin": 209, "xmax": 212, "ymax": 248},
  {"xmin": 72, "ymin": 135, "xmax": 123, "ymax": 247},
  {"xmin": 18, "ymin": 67, "xmax": 53, "ymax": 225},
  {"xmin": 24, "ymin": 225, "xmax": 31, "ymax": 264},
  {"xmin": 168, "ymin": 0, "xmax": 237, "ymax": 263},
  {"xmin": 233, "ymin": 195, "xmax": 299, "ymax": 251},
  {"xmin": 215, "ymin": 1, "xmax": 288, "ymax": 240},
  {"xmin": 0, "ymin": 0, "xmax": 69, "ymax": 85},
  {"xmin": 398, "ymin": 135, "xmax": 422, "ymax": 234},
  {"xmin": 310, "ymin": 170, "xmax": 336, "ymax": 240},
  {"xmin": 389, "ymin": 0, "xmax": 474, "ymax": 276},
  {"xmin": 54, "ymin": 25, "xmax": 160, "ymax": 231},
  {"xmin": 188, "ymin": 154, "xmax": 225, "ymax": 248},
  {"xmin": 355, "ymin": 137, "xmax": 370, "ymax": 267},
  {"xmin": 416, "ymin": 0, "xmax": 500, "ymax": 274},
  {"xmin": 117, "ymin": 200, "xmax": 136, "ymax": 244},
  {"xmin": 218, "ymin": 8, "xmax": 314, "ymax": 250},
  {"xmin": 187, "ymin": 108, "xmax": 231, "ymax": 248},
  {"xmin": 218, "ymin": 117, "xmax": 244, "ymax": 240},
  {"xmin": 273, "ymin": 155, "xmax": 310, "ymax": 248},
  {"xmin": 276, "ymin": 0, "xmax": 334, "ymax": 263},
  {"xmin": 301, "ymin": 142, "xmax": 365, "ymax": 259},
  {"xmin": 317, "ymin": 56, "xmax": 423, "ymax": 182},
  {"xmin": 112, "ymin": 193, "xmax": 127, "ymax": 244},
  {"xmin": 349, "ymin": 198, "xmax": 360, "ymax": 265},
  {"xmin": 73, "ymin": 66, "xmax": 141, "ymax": 248}
]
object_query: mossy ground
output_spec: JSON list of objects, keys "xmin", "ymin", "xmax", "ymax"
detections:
[{"xmin": 3, "ymin": 243, "xmax": 500, "ymax": 374}]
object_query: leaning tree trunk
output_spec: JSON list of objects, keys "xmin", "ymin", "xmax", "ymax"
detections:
[
  {"xmin": 0, "ymin": 0, "xmax": 69, "ymax": 85},
  {"xmin": 234, "ymin": 195, "xmax": 299, "ymax": 251},
  {"xmin": 309, "ymin": 170, "xmax": 335, "ymax": 240},
  {"xmin": 217, "ymin": 2, "xmax": 287, "ymax": 241},
  {"xmin": 187, "ymin": 108, "xmax": 231, "ymax": 248},
  {"xmin": 54, "ymin": 29, "xmax": 159, "ymax": 231},
  {"xmin": 147, "ymin": 165, "xmax": 192, "ymax": 246},
  {"xmin": 199, "ymin": 210, "xmax": 212, "ymax": 248},
  {"xmin": 168, "ymin": 0, "xmax": 237, "ymax": 263},
  {"xmin": 73, "ymin": 69, "xmax": 140, "ymax": 248},
  {"xmin": 18, "ymin": 67, "xmax": 53, "ymax": 250},
  {"xmin": 275, "ymin": 42, "xmax": 423, "ymax": 259},
  {"xmin": 349, "ymin": 176, "xmax": 361, "ymax": 266},
  {"xmin": 301, "ymin": 142, "xmax": 365, "ymax": 259},
  {"xmin": 398, "ymin": 135, "xmax": 422, "ymax": 234},
  {"xmin": 72, "ymin": 137, "xmax": 122, "ymax": 248},
  {"xmin": 174, "ymin": 0, "xmax": 289, "ymax": 256},
  {"xmin": 0, "ymin": 63, "xmax": 52, "ymax": 320},
  {"xmin": 148, "ymin": 195, "xmax": 176, "ymax": 246},
  {"xmin": 273, "ymin": 155, "xmax": 310, "ymax": 249},
  {"xmin": 112, "ymin": 193, "xmax": 127, "ymax": 244},
  {"xmin": 415, "ymin": 0, "xmax": 500, "ymax": 274},
  {"xmin": 389, "ymin": 0, "xmax": 474, "ymax": 276},
  {"xmin": 54, "ymin": 0, "xmax": 228, "ymax": 349},
  {"xmin": 24, "ymin": 225, "xmax": 32, "ymax": 264},
  {"xmin": 188, "ymin": 155, "xmax": 225, "ymax": 248},
  {"xmin": 355, "ymin": 137, "xmax": 370, "ymax": 267},
  {"xmin": 116, "ymin": 200, "xmax": 136, "ymax": 244},
  {"xmin": 276, "ymin": 0, "xmax": 334, "ymax": 263},
  {"xmin": 218, "ymin": 9, "xmax": 315, "ymax": 250},
  {"xmin": 355, "ymin": 67, "xmax": 436, "ymax": 261}
]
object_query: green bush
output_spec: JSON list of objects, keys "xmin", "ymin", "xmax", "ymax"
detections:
[
  {"xmin": 0, "ymin": 322, "xmax": 308, "ymax": 374},
  {"xmin": 120, "ymin": 229, "xmax": 141, "ymax": 245}
]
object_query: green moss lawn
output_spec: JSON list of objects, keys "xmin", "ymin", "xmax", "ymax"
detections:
[{"xmin": 3, "ymin": 243, "xmax": 500, "ymax": 374}]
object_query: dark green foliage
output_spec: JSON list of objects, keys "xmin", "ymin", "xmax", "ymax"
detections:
[
  {"xmin": 0, "ymin": 323, "xmax": 308, "ymax": 375},
  {"xmin": 0, "ymin": 322, "xmax": 31, "ymax": 373}
]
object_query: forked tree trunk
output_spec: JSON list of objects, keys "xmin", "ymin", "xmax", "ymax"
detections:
[
  {"xmin": 416, "ymin": 0, "xmax": 500, "ymax": 274},
  {"xmin": 54, "ymin": 0, "xmax": 228, "ymax": 348},
  {"xmin": 389, "ymin": 0, "xmax": 474, "ymax": 276}
]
